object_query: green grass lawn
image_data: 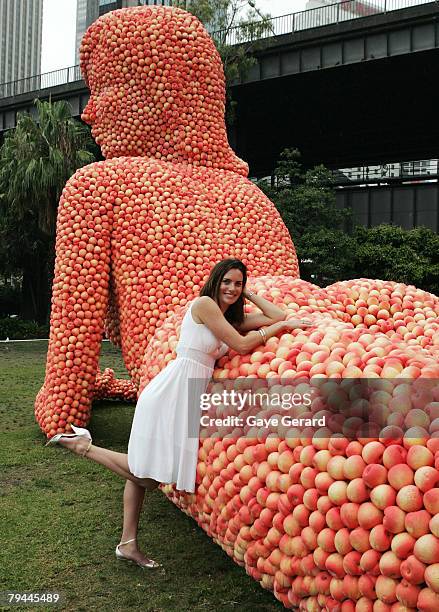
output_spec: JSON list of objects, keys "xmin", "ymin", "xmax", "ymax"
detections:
[{"xmin": 0, "ymin": 341, "xmax": 284, "ymax": 612}]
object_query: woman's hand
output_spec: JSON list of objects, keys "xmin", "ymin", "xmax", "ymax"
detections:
[{"xmin": 282, "ymin": 318, "xmax": 312, "ymax": 330}]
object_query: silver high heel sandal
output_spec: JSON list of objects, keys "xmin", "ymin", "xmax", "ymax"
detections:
[
  {"xmin": 45, "ymin": 425, "xmax": 92, "ymax": 457},
  {"xmin": 116, "ymin": 538, "xmax": 161, "ymax": 569}
]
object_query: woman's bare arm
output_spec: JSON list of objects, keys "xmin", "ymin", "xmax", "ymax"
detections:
[
  {"xmin": 192, "ymin": 297, "xmax": 310, "ymax": 355},
  {"xmin": 239, "ymin": 289, "xmax": 285, "ymax": 332}
]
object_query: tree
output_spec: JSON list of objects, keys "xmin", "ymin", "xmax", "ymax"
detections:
[
  {"xmin": 260, "ymin": 148, "xmax": 357, "ymax": 286},
  {"xmin": 0, "ymin": 99, "xmax": 96, "ymax": 322},
  {"xmin": 175, "ymin": 1, "xmax": 273, "ymax": 122}
]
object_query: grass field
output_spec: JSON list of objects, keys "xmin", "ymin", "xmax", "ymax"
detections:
[{"xmin": 0, "ymin": 341, "xmax": 284, "ymax": 612}]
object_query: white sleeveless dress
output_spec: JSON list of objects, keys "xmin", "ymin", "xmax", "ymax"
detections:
[{"xmin": 127, "ymin": 301, "xmax": 228, "ymax": 492}]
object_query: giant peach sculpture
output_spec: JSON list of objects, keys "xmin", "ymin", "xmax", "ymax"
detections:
[{"xmin": 36, "ymin": 6, "xmax": 439, "ymax": 610}]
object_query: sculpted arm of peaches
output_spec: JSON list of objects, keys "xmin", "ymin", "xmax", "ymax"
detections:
[{"xmin": 192, "ymin": 289, "xmax": 311, "ymax": 355}]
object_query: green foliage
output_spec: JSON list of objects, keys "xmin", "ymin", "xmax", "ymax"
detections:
[
  {"xmin": 0, "ymin": 317, "xmax": 49, "ymax": 340},
  {"xmin": 352, "ymin": 225, "xmax": 439, "ymax": 295},
  {"xmin": 263, "ymin": 148, "xmax": 439, "ymax": 296},
  {"xmin": 0, "ymin": 99, "xmax": 96, "ymax": 322},
  {"xmin": 260, "ymin": 148, "xmax": 357, "ymax": 286}
]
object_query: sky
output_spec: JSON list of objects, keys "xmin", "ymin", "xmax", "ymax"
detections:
[{"xmin": 41, "ymin": 0, "xmax": 308, "ymax": 72}]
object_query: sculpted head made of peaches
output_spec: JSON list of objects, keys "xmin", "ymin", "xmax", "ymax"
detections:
[{"xmin": 80, "ymin": 5, "xmax": 247, "ymax": 175}]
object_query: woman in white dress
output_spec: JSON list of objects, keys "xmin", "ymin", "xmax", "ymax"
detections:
[{"xmin": 47, "ymin": 258, "xmax": 311, "ymax": 568}]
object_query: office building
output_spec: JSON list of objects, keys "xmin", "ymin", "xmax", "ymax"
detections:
[{"xmin": 0, "ymin": 0, "xmax": 43, "ymax": 84}]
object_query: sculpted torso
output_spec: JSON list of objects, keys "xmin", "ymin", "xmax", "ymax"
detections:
[{"xmin": 35, "ymin": 6, "xmax": 299, "ymax": 434}]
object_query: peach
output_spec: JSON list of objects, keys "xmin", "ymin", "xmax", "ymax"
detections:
[
  {"xmin": 370, "ymin": 524, "xmax": 392, "ymax": 552},
  {"xmin": 363, "ymin": 464, "xmax": 388, "ymax": 488},
  {"xmin": 404, "ymin": 510, "xmax": 431, "ymax": 538},
  {"xmin": 417, "ymin": 587, "xmax": 439, "ymax": 612},
  {"xmin": 328, "ymin": 481, "xmax": 349, "ymax": 506},
  {"xmin": 358, "ymin": 502, "xmax": 384, "ymax": 529},
  {"xmin": 406, "ymin": 445, "xmax": 433, "ymax": 470},
  {"xmin": 334, "ymin": 528, "xmax": 353, "ymax": 555},
  {"xmin": 346, "ymin": 441, "xmax": 364, "ymax": 456},
  {"xmin": 313, "ymin": 547, "xmax": 330, "ymax": 570},
  {"xmin": 371, "ymin": 484, "xmax": 397, "ymax": 510},
  {"xmin": 379, "ymin": 550, "xmax": 402, "ymax": 578},
  {"xmin": 343, "ymin": 550, "xmax": 362, "ymax": 576},
  {"xmin": 358, "ymin": 574, "xmax": 377, "ymax": 599},
  {"xmin": 383, "ymin": 506, "xmax": 406, "ymax": 534},
  {"xmin": 396, "ymin": 485, "xmax": 423, "ymax": 512},
  {"xmin": 283, "ymin": 514, "xmax": 300, "ymax": 537},
  {"xmin": 391, "ymin": 532, "xmax": 415, "ymax": 559},
  {"xmin": 292, "ymin": 503, "xmax": 310, "ymax": 526},
  {"xmin": 317, "ymin": 495, "xmax": 333, "ymax": 514},
  {"xmin": 360, "ymin": 549, "xmax": 381, "ymax": 573},
  {"xmin": 413, "ymin": 534, "xmax": 439, "ymax": 564},
  {"xmin": 315, "ymin": 471, "xmax": 334, "ymax": 494},
  {"xmin": 375, "ymin": 575, "xmax": 398, "ymax": 604},
  {"xmin": 424, "ymin": 564, "xmax": 439, "ymax": 594},
  {"xmin": 343, "ymin": 574, "xmax": 360, "ymax": 600},
  {"xmin": 317, "ymin": 528, "xmax": 336, "ymax": 553},
  {"xmin": 303, "ymin": 487, "xmax": 319, "ymax": 511},
  {"xmin": 347, "ymin": 478, "xmax": 369, "ymax": 503},
  {"xmin": 387, "ymin": 464, "xmax": 414, "ymax": 490},
  {"xmin": 424, "ymin": 488, "xmax": 439, "ymax": 514},
  {"xmin": 341, "ymin": 502, "xmax": 360, "ymax": 528},
  {"xmin": 309, "ymin": 510, "xmax": 326, "ymax": 533},
  {"xmin": 326, "ymin": 552, "xmax": 345, "ymax": 578},
  {"xmin": 414, "ymin": 466, "xmax": 439, "ymax": 492},
  {"xmin": 343, "ymin": 455, "xmax": 366, "ymax": 480},
  {"xmin": 362, "ymin": 441, "xmax": 385, "ymax": 464},
  {"xmin": 327, "ymin": 455, "xmax": 347, "ymax": 480},
  {"xmin": 395, "ymin": 580, "xmax": 421, "ymax": 608},
  {"xmin": 382, "ymin": 445, "xmax": 407, "ymax": 469},
  {"xmin": 400, "ymin": 554, "xmax": 427, "ymax": 584},
  {"xmin": 350, "ymin": 527, "xmax": 371, "ymax": 553},
  {"xmin": 430, "ymin": 513, "xmax": 439, "ymax": 537},
  {"xmin": 326, "ymin": 507, "xmax": 344, "ymax": 530}
]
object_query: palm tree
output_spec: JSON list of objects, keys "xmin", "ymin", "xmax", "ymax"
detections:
[{"xmin": 0, "ymin": 99, "xmax": 96, "ymax": 323}]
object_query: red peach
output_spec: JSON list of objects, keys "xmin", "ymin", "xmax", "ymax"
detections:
[
  {"xmin": 414, "ymin": 466, "xmax": 439, "ymax": 492},
  {"xmin": 400, "ymin": 554, "xmax": 427, "ymax": 584},
  {"xmin": 347, "ymin": 478, "xmax": 369, "ymax": 503},
  {"xmin": 292, "ymin": 504, "xmax": 310, "ymax": 526},
  {"xmin": 383, "ymin": 506, "xmax": 406, "ymax": 534},
  {"xmin": 413, "ymin": 534, "xmax": 439, "ymax": 564},
  {"xmin": 343, "ymin": 455, "xmax": 366, "ymax": 480},
  {"xmin": 327, "ymin": 455, "xmax": 347, "ymax": 480},
  {"xmin": 313, "ymin": 547, "xmax": 330, "ymax": 570},
  {"xmin": 404, "ymin": 510, "xmax": 431, "ymax": 538},
  {"xmin": 326, "ymin": 552, "xmax": 345, "ymax": 578},
  {"xmin": 343, "ymin": 550, "xmax": 362, "ymax": 576},
  {"xmin": 359, "ymin": 574, "xmax": 377, "ymax": 599},
  {"xmin": 309, "ymin": 510, "xmax": 326, "ymax": 532},
  {"xmin": 315, "ymin": 471, "xmax": 334, "ymax": 494},
  {"xmin": 362, "ymin": 441, "xmax": 385, "ymax": 464},
  {"xmin": 363, "ymin": 463, "xmax": 389, "ymax": 488},
  {"xmin": 341, "ymin": 502, "xmax": 360, "ymax": 528},
  {"xmin": 424, "ymin": 488, "xmax": 439, "ymax": 514},
  {"xmin": 387, "ymin": 464, "xmax": 414, "ymax": 490},
  {"xmin": 356, "ymin": 595, "xmax": 374, "ymax": 611},
  {"xmin": 343, "ymin": 574, "xmax": 360, "ymax": 600},
  {"xmin": 287, "ymin": 484, "xmax": 305, "ymax": 506},
  {"xmin": 406, "ymin": 445, "xmax": 433, "ymax": 469},
  {"xmin": 383, "ymin": 445, "xmax": 407, "ymax": 469},
  {"xmin": 346, "ymin": 441, "xmax": 364, "ymax": 456},
  {"xmin": 358, "ymin": 502, "xmax": 384, "ymax": 529},
  {"xmin": 350, "ymin": 527, "xmax": 371, "ymax": 553},
  {"xmin": 301, "ymin": 526, "xmax": 318, "ymax": 551},
  {"xmin": 396, "ymin": 485, "xmax": 423, "ymax": 512},
  {"xmin": 372, "ymin": 601, "xmax": 391, "ymax": 611},
  {"xmin": 371, "ymin": 484, "xmax": 397, "ymax": 510},
  {"xmin": 317, "ymin": 495, "xmax": 333, "ymax": 514},
  {"xmin": 417, "ymin": 587, "xmax": 439, "ymax": 612},
  {"xmin": 430, "ymin": 513, "xmax": 439, "ymax": 537},
  {"xmin": 317, "ymin": 528, "xmax": 336, "ymax": 553},
  {"xmin": 395, "ymin": 580, "xmax": 420, "ymax": 608},
  {"xmin": 375, "ymin": 575, "xmax": 398, "ymax": 604},
  {"xmin": 360, "ymin": 549, "xmax": 381, "ymax": 573},
  {"xmin": 326, "ymin": 507, "xmax": 344, "ymax": 530},
  {"xmin": 328, "ymin": 481, "xmax": 348, "ymax": 506},
  {"xmin": 283, "ymin": 515, "xmax": 300, "ymax": 537},
  {"xmin": 334, "ymin": 528, "xmax": 353, "ymax": 555},
  {"xmin": 424, "ymin": 564, "xmax": 439, "ymax": 594},
  {"xmin": 379, "ymin": 550, "xmax": 401, "ymax": 578},
  {"xmin": 330, "ymin": 576, "xmax": 345, "ymax": 600},
  {"xmin": 370, "ymin": 524, "xmax": 392, "ymax": 552},
  {"xmin": 391, "ymin": 532, "xmax": 415, "ymax": 559},
  {"xmin": 303, "ymin": 487, "xmax": 319, "ymax": 511}
]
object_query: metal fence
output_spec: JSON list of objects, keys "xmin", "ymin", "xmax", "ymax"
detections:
[
  {"xmin": 0, "ymin": 0, "xmax": 437, "ymax": 98},
  {"xmin": 213, "ymin": 0, "xmax": 438, "ymax": 46},
  {"xmin": 0, "ymin": 65, "xmax": 82, "ymax": 100}
]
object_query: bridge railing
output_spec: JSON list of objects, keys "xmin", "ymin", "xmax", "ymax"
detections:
[
  {"xmin": 0, "ymin": 0, "xmax": 437, "ymax": 99},
  {"xmin": 334, "ymin": 158, "xmax": 439, "ymax": 185},
  {"xmin": 214, "ymin": 0, "xmax": 437, "ymax": 46}
]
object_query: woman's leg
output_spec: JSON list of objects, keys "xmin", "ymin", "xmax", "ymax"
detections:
[
  {"xmin": 57, "ymin": 437, "xmax": 157, "ymax": 488},
  {"xmin": 117, "ymin": 479, "xmax": 160, "ymax": 564}
]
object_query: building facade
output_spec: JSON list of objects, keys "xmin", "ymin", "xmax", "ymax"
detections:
[{"xmin": 0, "ymin": 0, "xmax": 43, "ymax": 84}]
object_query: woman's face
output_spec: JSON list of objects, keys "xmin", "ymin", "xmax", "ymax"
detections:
[{"xmin": 218, "ymin": 268, "xmax": 244, "ymax": 310}]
